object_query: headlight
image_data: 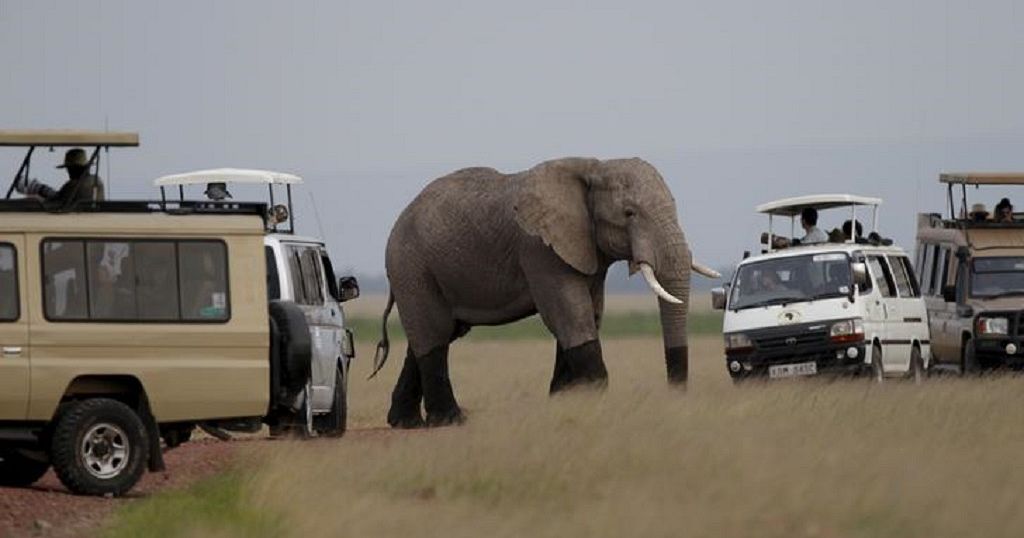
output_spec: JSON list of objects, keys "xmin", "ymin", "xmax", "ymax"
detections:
[
  {"xmin": 830, "ymin": 319, "xmax": 864, "ymax": 343},
  {"xmin": 724, "ymin": 333, "xmax": 752, "ymax": 351},
  {"xmin": 977, "ymin": 317, "xmax": 1009, "ymax": 337}
]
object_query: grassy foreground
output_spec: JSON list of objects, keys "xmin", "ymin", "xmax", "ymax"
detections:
[{"xmin": 104, "ymin": 334, "xmax": 1024, "ymax": 538}]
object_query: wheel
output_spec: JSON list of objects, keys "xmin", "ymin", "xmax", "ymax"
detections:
[
  {"xmin": 298, "ymin": 379, "xmax": 315, "ymax": 437},
  {"xmin": 268, "ymin": 301, "xmax": 313, "ymax": 396},
  {"xmin": 0, "ymin": 450, "xmax": 50, "ymax": 487},
  {"xmin": 907, "ymin": 345, "xmax": 924, "ymax": 384},
  {"xmin": 871, "ymin": 342, "xmax": 884, "ymax": 383},
  {"xmin": 50, "ymin": 398, "xmax": 149, "ymax": 497},
  {"xmin": 315, "ymin": 365, "xmax": 348, "ymax": 438},
  {"xmin": 962, "ymin": 341, "xmax": 980, "ymax": 376}
]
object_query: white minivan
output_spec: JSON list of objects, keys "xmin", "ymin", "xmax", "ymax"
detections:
[{"xmin": 712, "ymin": 195, "xmax": 931, "ymax": 382}]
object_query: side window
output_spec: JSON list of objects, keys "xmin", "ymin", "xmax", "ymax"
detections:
[
  {"xmin": 135, "ymin": 242, "xmax": 180, "ymax": 320},
  {"xmin": 321, "ymin": 253, "xmax": 339, "ymax": 301},
  {"xmin": 937, "ymin": 246, "xmax": 951, "ymax": 294},
  {"xmin": 867, "ymin": 256, "xmax": 897, "ymax": 298},
  {"xmin": 287, "ymin": 247, "xmax": 306, "ymax": 303},
  {"xmin": 43, "ymin": 239, "xmax": 228, "ymax": 322},
  {"xmin": 265, "ymin": 246, "xmax": 281, "ymax": 301},
  {"xmin": 0, "ymin": 244, "xmax": 19, "ymax": 321},
  {"xmin": 43, "ymin": 241, "xmax": 89, "ymax": 320},
  {"xmin": 87, "ymin": 242, "xmax": 137, "ymax": 319},
  {"xmin": 179, "ymin": 242, "xmax": 230, "ymax": 321},
  {"xmin": 889, "ymin": 256, "xmax": 920, "ymax": 298},
  {"xmin": 286, "ymin": 245, "xmax": 325, "ymax": 305},
  {"xmin": 919, "ymin": 244, "xmax": 934, "ymax": 295}
]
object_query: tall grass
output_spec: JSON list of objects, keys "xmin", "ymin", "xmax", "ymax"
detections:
[{"xmin": 106, "ymin": 336, "xmax": 1024, "ymax": 537}]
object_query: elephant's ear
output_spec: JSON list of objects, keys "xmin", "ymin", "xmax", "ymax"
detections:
[{"xmin": 514, "ymin": 158, "xmax": 601, "ymax": 275}]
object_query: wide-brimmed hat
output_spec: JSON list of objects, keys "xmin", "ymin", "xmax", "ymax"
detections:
[
  {"xmin": 204, "ymin": 182, "xmax": 233, "ymax": 200},
  {"xmin": 971, "ymin": 203, "xmax": 989, "ymax": 215},
  {"xmin": 56, "ymin": 148, "xmax": 89, "ymax": 169}
]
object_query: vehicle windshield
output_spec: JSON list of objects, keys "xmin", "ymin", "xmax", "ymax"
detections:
[
  {"xmin": 971, "ymin": 257, "xmax": 1024, "ymax": 298},
  {"xmin": 729, "ymin": 252, "xmax": 853, "ymax": 310}
]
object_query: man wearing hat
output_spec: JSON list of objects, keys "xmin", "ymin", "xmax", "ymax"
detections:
[{"xmin": 15, "ymin": 148, "xmax": 105, "ymax": 206}]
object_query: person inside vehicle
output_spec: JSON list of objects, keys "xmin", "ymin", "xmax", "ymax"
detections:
[
  {"xmin": 842, "ymin": 219, "xmax": 864, "ymax": 242},
  {"xmin": 15, "ymin": 148, "xmax": 104, "ymax": 206},
  {"xmin": 757, "ymin": 270, "xmax": 783, "ymax": 292},
  {"xmin": 204, "ymin": 182, "xmax": 232, "ymax": 201},
  {"xmin": 969, "ymin": 203, "xmax": 990, "ymax": 223},
  {"xmin": 995, "ymin": 198, "xmax": 1014, "ymax": 223},
  {"xmin": 800, "ymin": 207, "xmax": 827, "ymax": 244}
]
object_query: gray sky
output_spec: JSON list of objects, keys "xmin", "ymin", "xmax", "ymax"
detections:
[{"xmin": 3, "ymin": 0, "xmax": 1024, "ymax": 278}]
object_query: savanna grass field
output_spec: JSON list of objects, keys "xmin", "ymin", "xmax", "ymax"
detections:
[{"xmin": 104, "ymin": 295, "xmax": 1024, "ymax": 538}]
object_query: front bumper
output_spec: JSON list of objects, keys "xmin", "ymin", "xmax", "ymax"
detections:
[
  {"xmin": 723, "ymin": 321, "xmax": 867, "ymax": 380},
  {"xmin": 973, "ymin": 337, "xmax": 1024, "ymax": 369}
]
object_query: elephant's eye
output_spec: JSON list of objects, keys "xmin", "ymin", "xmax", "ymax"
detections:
[{"xmin": 624, "ymin": 209, "xmax": 636, "ymax": 218}]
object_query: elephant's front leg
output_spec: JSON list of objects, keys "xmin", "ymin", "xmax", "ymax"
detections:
[{"xmin": 521, "ymin": 246, "xmax": 608, "ymax": 393}]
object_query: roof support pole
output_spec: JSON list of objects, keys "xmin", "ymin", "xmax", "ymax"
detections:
[
  {"xmin": 872, "ymin": 206, "xmax": 878, "ymax": 235},
  {"xmin": 5, "ymin": 146, "xmax": 34, "ymax": 199},
  {"xmin": 287, "ymin": 184, "xmax": 294, "ymax": 234},
  {"xmin": 849, "ymin": 205, "xmax": 857, "ymax": 244},
  {"xmin": 767, "ymin": 214, "xmax": 774, "ymax": 253},
  {"xmin": 947, "ymin": 183, "xmax": 954, "ymax": 219},
  {"xmin": 268, "ymin": 185, "xmax": 276, "ymax": 232}
]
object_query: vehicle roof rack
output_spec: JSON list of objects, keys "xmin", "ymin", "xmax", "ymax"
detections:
[
  {"xmin": 0, "ymin": 130, "xmax": 139, "ymax": 147},
  {"xmin": 939, "ymin": 172, "xmax": 1024, "ymax": 186},
  {"xmin": 0, "ymin": 198, "xmax": 267, "ymax": 219}
]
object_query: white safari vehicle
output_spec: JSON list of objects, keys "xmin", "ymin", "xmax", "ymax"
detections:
[
  {"xmin": 712, "ymin": 195, "xmax": 931, "ymax": 382},
  {"xmin": 154, "ymin": 169, "xmax": 358, "ymax": 434}
]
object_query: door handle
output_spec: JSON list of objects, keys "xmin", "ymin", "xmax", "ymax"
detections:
[{"xmin": 2, "ymin": 346, "xmax": 23, "ymax": 356}]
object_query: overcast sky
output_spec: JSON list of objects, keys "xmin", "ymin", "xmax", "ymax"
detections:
[{"xmin": 3, "ymin": 0, "xmax": 1024, "ymax": 278}]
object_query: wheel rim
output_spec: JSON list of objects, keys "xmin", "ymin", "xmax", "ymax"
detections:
[{"xmin": 81, "ymin": 423, "xmax": 130, "ymax": 480}]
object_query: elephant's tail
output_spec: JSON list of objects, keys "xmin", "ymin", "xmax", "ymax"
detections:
[{"xmin": 368, "ymin": 291, "xmax": 395, "ymax": 380}]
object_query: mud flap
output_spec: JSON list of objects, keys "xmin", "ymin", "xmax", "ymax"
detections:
[{"xmin": 138, "ymin": 394, "xmax": 165, "ymax": 473}]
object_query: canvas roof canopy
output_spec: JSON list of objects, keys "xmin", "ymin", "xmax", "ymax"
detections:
[
  {"xmin": 0, "ymin": 130, "xmax": 139, "ymax": 147},
  {"xmin": 154, "ymin": 168, "xmax": 303, "ymax": 187},
  {"xmin": 756, "ymin": 194, "xmax": 882, "ymax": 217},
  {"xmin": 940, "ymin": 173, "xmax": 1024, "ymax": 186}
]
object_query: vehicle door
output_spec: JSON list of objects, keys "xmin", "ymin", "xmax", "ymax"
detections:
[
  {"xmin": 865, "ymin": 255, "xmax": 900, "ymax": 368},
  {"xmin": 284, "ymin": 244, "xmax": 342, "ymax": 410},
  {"xmin": 886, "ymin": 254, "xmax": 926, "ymax": 372},
  {"xmin": 929, "ymin": 246, "xmax": 957, "ymax": 364},
  {"xmin": 0, "ymin": 236, "xmax": 29, "ymax": 419}
]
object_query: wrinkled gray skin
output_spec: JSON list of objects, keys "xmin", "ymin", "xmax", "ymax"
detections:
[{"xmin": 378, "ymin": 157, "xmax": 704, "ymax": 427}]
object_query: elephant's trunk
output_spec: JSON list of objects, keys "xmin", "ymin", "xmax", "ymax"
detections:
[{"xmin": 632, "ymin": 217, "xmax": 692, "ymax": 385}]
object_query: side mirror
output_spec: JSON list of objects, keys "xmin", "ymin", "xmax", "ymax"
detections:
[
  {"xmin": 711, "ymin": 287, "xmax": 727, "ymax": 310},
  {"xmin": 851, "ymin": 262, "xmax": 869, "ymax": 288},
  {"xmin": 942, "ymin": 284, "xmax": 957, "ymax": 303},
  {"xmin": 337, "ymin": 276, "xmax": 360, "ymax": 303}
]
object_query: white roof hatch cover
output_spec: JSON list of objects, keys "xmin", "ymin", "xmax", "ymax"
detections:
[{"xmin": 756, "ymin": 194, "xmax": 882, "ymax": 217}]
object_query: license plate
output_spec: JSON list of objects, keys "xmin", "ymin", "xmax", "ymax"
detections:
[{"xmin": 768, "ymin": 361, "xmax": 818, "ymax": 379}]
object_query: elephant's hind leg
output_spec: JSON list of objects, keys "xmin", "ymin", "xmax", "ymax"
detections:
[
  {"xmin": 388, "ymin": 348, "xmax": 426, "ymax": 429},
  {"xmin": 419, "ymin": 344, "xmax": 465, "ymax": 427}
]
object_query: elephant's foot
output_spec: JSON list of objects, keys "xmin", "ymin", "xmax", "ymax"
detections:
[
  {"xmin": 665, "ymin": 345, "xmax": 688, "ymax": 386},
  {"xmin": 387, "ymin": 408, "xmax": 426, "ymax": 429},
  {"xmin": 550, "ymin": 340, "xmax": 608, "ymax": 394},
  {"xmin": 426, "ymin": 406, "xmax": 466, "ymax": 427}
]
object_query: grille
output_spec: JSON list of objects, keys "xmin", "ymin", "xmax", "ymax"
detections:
[{"xmin": 755, "ymin": 330, "xmax": 828, "ymax": 350}]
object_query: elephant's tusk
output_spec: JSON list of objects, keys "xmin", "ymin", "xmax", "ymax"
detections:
[
  {"xmin": 691, "ymin": 261, "xmax": 721, "ymax": 279},
  {"xmin": 639, "ymin": 264, "xmax": 685, "ymax": 305}
]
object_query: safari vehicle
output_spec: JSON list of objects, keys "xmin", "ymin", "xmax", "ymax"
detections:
[
  {"xmin": 712, "ymin": 195, "xmax": 931, "ymax": 382},
  {"xmin": 0, "ymin": 133, "xmax": 357, "ymax": 496},
  {"xmin": 916, "ymin": 173, "xmax": 1024, "ymax": 373}
]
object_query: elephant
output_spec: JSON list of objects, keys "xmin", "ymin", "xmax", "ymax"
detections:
[{"xmin": 370, "ymin": 157, "xmax": 720, "ymax": 428}]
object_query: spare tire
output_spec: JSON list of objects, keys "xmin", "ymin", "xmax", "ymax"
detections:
[{"xmin": 268, "ymin": 300, "xmax": 312, "ymax": 396}]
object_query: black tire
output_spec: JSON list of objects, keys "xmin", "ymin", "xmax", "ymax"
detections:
[
  {"xmin": 268, "ymin": 301, "xmax": 312, "ymax": 397},
  {"xmin": 315, "ymin": 365, "xmax": 348, "ymax": 438},
  {"xmin": 0, "ymin": 450, "xmax": 50, "ymax": 487},
  {"xmin": 962, "ymin": 341, "xmax": 980, "ymax": 376},
  {"xmin": 871, "ymin": 342, "xmax": 884, "ymax": 383},
  {"xmin": 50, "ymin": 398, "xmax": 149, "ymax": 497},
  {"xmin": 907, "ymin": 345, "xmax": 924, "ymax": 384}
]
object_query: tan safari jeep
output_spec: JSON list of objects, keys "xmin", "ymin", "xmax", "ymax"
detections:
[
  {"xmin": 916, "ymin": 173, "xmax": 1024, "ymax": 374},
  {"xmin": 0, "ymin": 132, "xmax": 358, "ymax": 496}
]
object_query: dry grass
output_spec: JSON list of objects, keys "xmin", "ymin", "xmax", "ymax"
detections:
[{"xmin": 183, "ymin": 335, "xmax": 1024, "ymax": 538}]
